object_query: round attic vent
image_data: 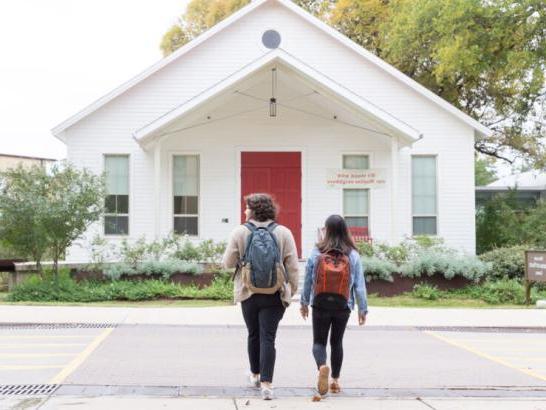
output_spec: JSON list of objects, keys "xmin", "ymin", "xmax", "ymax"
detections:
[{"xmin": 262, "ymin": 30, "xmax": 281, "ymax": 49}]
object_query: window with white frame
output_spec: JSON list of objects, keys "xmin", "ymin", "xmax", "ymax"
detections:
[
  {"xmin": 173, "ymin": 155, "xmax": 199, "ymax": 236},
  {"xmin": 412, "ymin": 155, "xmax": 437, "ymax": 235},
  {"xmin": 342, "ymin": 155, "xmax": 369, "ymax": 228},
  {"xmin": 104, "ymin": 155, "xmax": 129, "ymax": 235}
]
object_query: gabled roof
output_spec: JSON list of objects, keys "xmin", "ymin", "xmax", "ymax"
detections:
[
  {"xmin": 133, "ymin": 49, "xmax": 423, "ymax": 148},
  {"xmin": 51, "ymin": 0, "xmax": 492, "ymax": 139}
]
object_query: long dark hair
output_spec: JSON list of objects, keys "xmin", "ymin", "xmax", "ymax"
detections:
[{"xmin": 317, "ymin": 215, "xmax": 357, "ymax": 255}]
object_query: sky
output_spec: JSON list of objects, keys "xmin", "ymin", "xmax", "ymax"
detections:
[
  {"xmin": 0, "ymin": 0, "xmax": 515, "ymax": 179},
  {"xmin": 0, "ymin": 0, "xmax": 190, "ymax": 160}
]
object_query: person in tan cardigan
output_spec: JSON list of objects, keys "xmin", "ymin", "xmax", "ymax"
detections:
[{"xmin": 222, "ymin": 193, "xmax": 299, "ymax": 400}]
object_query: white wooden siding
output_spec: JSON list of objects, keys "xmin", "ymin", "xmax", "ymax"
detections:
[{"xmin": 62, "ymin": 1, "xmax": 476, "ymax": 261}]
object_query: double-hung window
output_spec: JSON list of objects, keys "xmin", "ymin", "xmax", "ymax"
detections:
[
  {"xmin": 412, "ymin": 155, "xmax": 437, "ymax": 235},
  {"xmin": 173, "ymin": 155, "xmax": 199, "ymax": 236},
  {"xmin": 104, "ymin": 155, "xmax": 129, "ymax": 235},
  {"xmin": 342, "ymin": 155, "xmax": 369, "ymax": 229}
]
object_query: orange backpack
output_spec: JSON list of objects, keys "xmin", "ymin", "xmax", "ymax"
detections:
[{"xmin": 313, "ymin": 250, "xmax": 351, "ymax": 310}]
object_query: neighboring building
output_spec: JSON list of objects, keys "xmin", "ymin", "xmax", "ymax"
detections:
[
  {"xmin": 52, "ymin": 0, "xmax": 491, "ymax": 261},
  {"xmin": 476, "ymin": 171, "xmax": 546, "ymax": 208},
  {"xmin": 0, "ymin": 153, "xmax": 56, "ymax": 172}
]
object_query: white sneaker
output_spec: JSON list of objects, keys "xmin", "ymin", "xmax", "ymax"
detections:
[
  {"xmin": 249, "ymin": 374, "xmax": 260, "ymax": 388},
  {"xmin": 261, "ymin": 386, "xmax": 274, "ymax": 400}
]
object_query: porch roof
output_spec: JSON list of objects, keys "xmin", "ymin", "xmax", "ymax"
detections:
[{"xmin": 133, "ymin": 49, "xmax": 423, "ymax": 149}]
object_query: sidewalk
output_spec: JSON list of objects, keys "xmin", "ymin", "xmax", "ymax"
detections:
[
  {"xmin": 1, "ymin": 303, "xmax": 545, "ymax": 327},
  {"xmin": 2, "ymin": 396, "xmax": 546, "ymax": 410}
]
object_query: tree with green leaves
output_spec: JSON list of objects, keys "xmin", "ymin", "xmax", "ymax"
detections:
[
  {"xmin": 475, "ymin": 156, "xmax": 498, "ymax": 186},
  {"xmin": 160, "ymin": 0, "xmax": 250, "ymax": 55},
  {"xmin": 0, "ymin": 165, "xmax": 50, "ymax": 272},
  {"xmin": 0, "ymin": 163, "xmax": 106, "ymax": 280},
  {"xmin": 161, "ymin": 0, "xmax": 545, "ymax": 169},
  {"xmin": 379, "ymin": 0, "xmax": 545, "ymax": 167}
]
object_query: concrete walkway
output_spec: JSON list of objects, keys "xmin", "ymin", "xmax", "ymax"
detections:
[
  {"xmin": 1, "ymin": 303, "xmax": 546, "ymax": 327},
  {"xmin": 2, "ymin": 396, "xmax": 546, "ymax": 409}
]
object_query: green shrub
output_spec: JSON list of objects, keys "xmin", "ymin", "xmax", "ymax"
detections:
[
  {"xmin": 452, "ymin": 279, "xmax": 526, "ymax": 305},
  {"xmin": 103, "ymin": 259, "xmax": 202, "ymax": 280},
  {"xmin": 400, "ymin": 250, "xmax": 490, "ymax": 281},
  {"xmin": 171, "ymin": 239, "xmax": 201, "ymax": 261},
  {"xmin": 476, "ymin": 193, "xmax": 546, "ymax": 254},
  {"xmin": 356, "ymin": 241, "xmax": 374, "ymax": 257},
  {"xmin": 89, "ymin": 233, "xmax": 226, "ymax": 266},
  {"xmin": 479, "ymin": 245, "xmax": 527, "ymax": 279},
  {"xmin": 196, "ymin": 239, "xmax": 227, "ymax": 264},
  {"xmin": 411, "ymin": 235, "xmax": 445, "ymax": 250},
  {"xmin": 0, "ymin": 272, "xmax": 9, "ymax": 292},
  {"xmin": 8, "ymin": 273, "xmax": 231, "ymax": 303},
  {"xmin": 361, "ymin": 256, "xmax": 397, "ymax": 282},
  {"xmin": 118, "ymin": 237, "xmax": 149, "ymax": 267},
  {"xmin": 412, "ymin": 283, "xmax": 442, "ymax": 300},
  {"xmin": 373, "ymin": 242, "xmax": 411, "ymax": 266},
  {"xmin": 8, "ymin": 268, "xmax": 80, "ymax": 302}
]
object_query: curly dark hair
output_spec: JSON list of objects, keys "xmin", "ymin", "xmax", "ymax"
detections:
[{"xmin": 245, "ymin": 193, "xmax": 278, "ymax": 222}]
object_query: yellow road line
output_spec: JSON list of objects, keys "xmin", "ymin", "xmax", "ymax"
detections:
[
  {"xmin": 0, "ymin": 335, "xmax": 95, "ymax": 340},
  {"xmin": 498, "ymin": 357, "xmax": 546, "ymax": 362},
  {"xmin": 476, "ymin": 347, "xmax": 546, "ymax": 352},
  {"xmin": 0, "ymin": 353, "xmax": 76, "ymax": 358},
  {"xmin": 0, "ymin": 365, "xmax": 65, "ymax": 370},
  {"xmin": 49, "ymin": 328, "xmax": 114, "ymax": 384},
  {"xmin": 424, "ymin": 331, "xmax": 546, "ymax": 383},
  {"xmin": 0, "ymin": 343, "xmax": 86, "ymax": 348},
  {"xmin": 453, "ymin": 338, "xmax": 546, "ymax": 344}
]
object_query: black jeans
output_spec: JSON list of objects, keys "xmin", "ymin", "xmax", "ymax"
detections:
[
  {"xmin": 312, "ymin": 306, "xmax": 351, "ymax": 379},
  {"xmin": 241, "ymin": 292, "xmax": 286, "ymax": 383}
]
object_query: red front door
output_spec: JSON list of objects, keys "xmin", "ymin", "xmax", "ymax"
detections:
[{"xmin": 241, "ymin": 152, "xmax": 302, "ymax": 257}]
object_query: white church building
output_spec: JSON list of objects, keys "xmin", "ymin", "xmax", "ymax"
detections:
[{"xmin": 52, "ymin": 0, "xmax": 491, "ymax": 260}]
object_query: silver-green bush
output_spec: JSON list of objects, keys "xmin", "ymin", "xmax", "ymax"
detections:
[
  {"xmin": 361, "ymin": 256, "xmax": 397, "ymax": 282},
  {"xmin": 400, "ymin": 250, "xmax": 490, "ymax": 282},
  {"xmin": 104, "ymin": 259, "xmax": 202, "ymax": 280}
]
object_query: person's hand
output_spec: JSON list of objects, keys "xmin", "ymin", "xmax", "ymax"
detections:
[
  {"xmin": 300, "ymin": 305, "xmax": 309, "ymax": 320},
  {"xmin": 358, "ymin": 312, "xmax": 367, "ymax": 326}
]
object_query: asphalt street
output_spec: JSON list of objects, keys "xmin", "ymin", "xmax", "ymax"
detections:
[{"xmin": 1, "ymin": 324, "xmax": 546, "ymax": 395}]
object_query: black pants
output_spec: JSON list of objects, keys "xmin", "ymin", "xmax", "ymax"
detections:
[
  {"xmin": 312, "ymin": 306, "xmax": 351, "ymax": 379},
  {"xmin": 241, "ymin": 292, "xmax": 286, "ymax": 383}
]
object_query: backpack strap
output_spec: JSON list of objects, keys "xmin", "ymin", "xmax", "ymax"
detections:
[
  {"xmin": 266, "ymin": 222, "xmax": 278, "ymax": 233},
  {"xmin": 244, "ymin": 222, "xmax": 257, "ymax": 232},
  {"xmin": 265, "ymin": 222, "xmax": 280, "ymax": 262},
  {"xmin": 266, "ymin": 222, "xmax": 288, "ymax": 282},
  {"xmin": 241, "ymin": 222, "xmax": 257, "ymax": 264}
]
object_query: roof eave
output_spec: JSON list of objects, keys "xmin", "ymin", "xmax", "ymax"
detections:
[
  {"xmin": 51, "ymin": 0, "xmax": 270, "ymax": 137},
  {"xmin": 276, "ymin": 0, "xmax": 492, "ymax": 138}
]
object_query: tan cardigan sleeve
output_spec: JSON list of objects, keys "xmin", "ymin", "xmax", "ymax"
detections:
[
  {"xmin": 280, "ymin": 227, "xmax": 300, "ymax": 294},
  {"xmin": 222, "ymin": 226, "xmax": 244, "ymax": 269}
]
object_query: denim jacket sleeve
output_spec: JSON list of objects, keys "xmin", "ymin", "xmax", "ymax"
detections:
[
  {"xmin": 351, "ymin": 251, "xmax": 368, "ymax": 314},
  {"xmin": 300, "ymin": 247, "xmax": 318, "ymax": 306}
]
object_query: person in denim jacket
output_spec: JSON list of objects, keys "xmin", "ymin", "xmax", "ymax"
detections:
[{"xmin": 300, "ymin": 214, "xmax": 368, "ymax": 396}]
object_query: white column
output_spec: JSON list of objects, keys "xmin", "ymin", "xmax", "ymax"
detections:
[
  {"xmin": 153, "ymin": 141, "xmax": 161, "ymax": 239},
  {"xmin": 390, "ymin": 136, "xmax": 399, "ymax": 243}
]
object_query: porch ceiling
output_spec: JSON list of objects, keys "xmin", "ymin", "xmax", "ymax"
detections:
[{"xmin": 133, "ymin": 52, "xmax": 423, "ymax": 149}]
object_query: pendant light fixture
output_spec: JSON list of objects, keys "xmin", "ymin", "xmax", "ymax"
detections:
[{"xmin": 269, "ymin": 67, "xmax": 277, "ymax": 117}]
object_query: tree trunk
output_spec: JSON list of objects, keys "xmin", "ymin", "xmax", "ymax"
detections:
[
  {"xmin": 36, "ymin": 259, "xmax": 43, "ymax": 278},
  {"xmin": 53, "ymin": 246, "xmax": 60, "ymax": 286}
]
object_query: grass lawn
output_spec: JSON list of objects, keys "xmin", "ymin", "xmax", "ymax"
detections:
[
  {"xmin": 0, "ymin": 290, "xmax": 530, "ymax": 309},
  {"xmin": 367, "ymin": 294, "xmax": 528, "ymax": 309},
  {"xmin": 0, "ymin": 292, "xmax": 231, "ymax": 308}
]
